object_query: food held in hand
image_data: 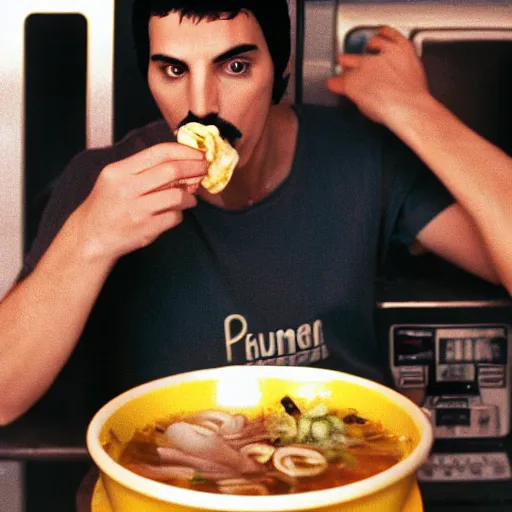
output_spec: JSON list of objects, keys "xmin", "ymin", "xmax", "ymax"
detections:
[
  {"xmin": 114, "ymin": 395, "xmax": 410, "ymax": 495},
  {"xmin": 176, "ymin": 122, "xmax": 239, "ymax": 194}
]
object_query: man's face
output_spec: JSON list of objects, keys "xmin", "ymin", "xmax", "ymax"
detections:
[{"xmin": 147, "ymin": 10, "xmax": 275, "ymax": 166}]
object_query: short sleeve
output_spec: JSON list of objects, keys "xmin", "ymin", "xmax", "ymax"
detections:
[{"xmin": 381, "ymin": 128, "xmax": 455, "ymax": 249}]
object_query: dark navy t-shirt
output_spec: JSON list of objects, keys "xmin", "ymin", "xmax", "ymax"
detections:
[{"xmin": 20, "ymin": 103, "xmax": 453, "ymax": 404}]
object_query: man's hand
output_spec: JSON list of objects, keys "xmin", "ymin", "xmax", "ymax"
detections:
[
  {"xmin": 326, "ymin": 27, "xmax": 512, "ymax": 295},
  {"xmin": 0, "ymin": 141, "xmax": 207, "ymax": 424},
  {"xmin": 72, "ymin": 142, "xmax": 207, "ymax": 263},
  {"xmin": 326, "ymin": 26, "xmax": 430, "ymax": 126}
]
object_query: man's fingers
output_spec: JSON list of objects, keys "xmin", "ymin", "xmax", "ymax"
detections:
[
  {"xmin": 153, "ymin": 209, "xmax": 185, "ymax": 234},
  {"xmin": 154, "ymin": 187, "xmax": 198, "ymax": 213},
  {"xmin": 139, "ymin": 209, "xmax": 186, "ymax": 243},
  {"xmin": 377, "ymin": 25, "xmax": 408, "ymax": 46},
  {"xmin": 326, "ymin": 75, "xmax": 346, "ymax": 96},
  {"xmin": 327, "ymin": 53, "xmax": 364, "ymax": 94},
  {"xmin": 136, "ymin": 160, "xmax": 207, "ymax": 196},
  {"xmin": 336, "ymin": 53, "xmax": 363, "ymax": 69},
  {"xmin": 139, "ymin": 187, "xmax": 197, "ymax": 216},
  {"xmin": 112, "ymin": 142, "xmax": 206, "ymax": 176},
  {"xmin": 365, "ymin": 35, "xmax": 393, "ymax": 54}
]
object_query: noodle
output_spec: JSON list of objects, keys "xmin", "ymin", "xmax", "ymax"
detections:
[{"xmin": 114, "ymin": 396, "xmax": 409, "ymax": 495}]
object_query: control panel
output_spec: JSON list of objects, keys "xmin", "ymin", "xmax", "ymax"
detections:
[
  {"xmin": 390, "ymin": 325, "xmax": 511, "ymax": 439},
  {"xmin": 418, "ymin": 451, "xmax": 511, "ymax": 482}
]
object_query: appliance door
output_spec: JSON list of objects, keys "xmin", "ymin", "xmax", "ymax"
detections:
[{"xmin": 411, "ymin": 29, "xmax": 512, "ymax": 159}]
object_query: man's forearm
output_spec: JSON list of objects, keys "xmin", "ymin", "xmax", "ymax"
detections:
[
  {"xmin": 387, "ymin": 96, "xmax": 512, "ymax": 293},
  {"xmin": 0, "ymin": 210, "xmax": 115, "ymax": 425}
]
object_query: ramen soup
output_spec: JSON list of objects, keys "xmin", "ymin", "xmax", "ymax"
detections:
[{"xmin": 114, "ymin": 396, "xmax": 410, "ymax": 496}]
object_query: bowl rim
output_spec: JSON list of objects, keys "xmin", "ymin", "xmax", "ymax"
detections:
[{"xmin": 86, "ymin": 365, "xmax": 433, "ymax": 511}]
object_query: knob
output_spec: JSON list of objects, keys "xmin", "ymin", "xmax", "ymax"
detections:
[
  {"xmin": 469, "ymin": 462, "xmax": 483, "ymax": 475},
  {"xmin": 479, "ymin": 415, "xmax": 490, "ymax": 426},
  {"xmin": 493, "ymin": 461, "xmax": 507, "ymax": 475}
]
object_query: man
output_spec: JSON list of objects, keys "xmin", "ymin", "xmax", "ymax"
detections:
[{"xmin": 0, "ymin": 0, "xmax": 511, "ymax": 427}]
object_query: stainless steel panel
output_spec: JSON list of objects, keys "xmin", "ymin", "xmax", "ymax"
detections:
[
  {"xmin": 282, "ymin": 0, "xmax": 297, "ymax": 105},
  {"xmin": 335, "ymin": 3, "xmax": 512, "ymax": 56},
  {"xmin": 303, "ymin": 0, "xmax": 339, "ymax": 105},
  {"xmin": 379, "ymin": 300, "xmax": 512, "ymax": 309},
  {"xmin": 0, "ymin": 1, "xmax": 115, "ymax": 299},
  {"xmin": 0, "ymin": 461, "xmax": 24, "ymax": 512},
  {"xmin": 303, "ymin": 2, "xmax": 512, "ymax": 106}
]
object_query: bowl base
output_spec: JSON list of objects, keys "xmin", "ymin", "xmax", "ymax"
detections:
[{"xmin": 91, "ymin": 478, "xmax": 423, "ymax": 512}]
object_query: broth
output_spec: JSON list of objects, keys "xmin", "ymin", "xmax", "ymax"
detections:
[{"xmin": 112, "ymin": 396, "xmax": 410, "ymax": 495}]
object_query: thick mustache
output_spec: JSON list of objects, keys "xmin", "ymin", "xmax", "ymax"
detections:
[{"xmin": 177, "ymin": 112, "xmax": 242, "ymax": 147}]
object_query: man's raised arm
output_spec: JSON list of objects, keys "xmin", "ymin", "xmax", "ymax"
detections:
[{"xmin": 0, "ymin": 143, "xmax": 206, "ymax": 425}]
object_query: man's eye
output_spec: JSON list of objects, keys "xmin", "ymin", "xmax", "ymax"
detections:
[
  {"xmin": 227, "ymin": 60, "xmax": 249, "ymax": 75},
  {"xmin": 164, "ymin": 65, "xmax": 185, "ymax": 78}
]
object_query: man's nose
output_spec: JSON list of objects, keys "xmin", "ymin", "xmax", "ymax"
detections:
[{"xmin": 188, "ymin": 72, "xmax": 218, "ymax": 118}]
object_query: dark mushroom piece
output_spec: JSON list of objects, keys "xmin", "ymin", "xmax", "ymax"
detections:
[
  {"xmin": 343, "ymin": 414, "xmax": 366, "ymax": 425},
  {"xmin": 280, "ymin": 396, "xmax": 301, "ymax": 420}
]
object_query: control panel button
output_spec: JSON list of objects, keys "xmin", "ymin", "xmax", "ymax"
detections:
[
  {"xmin": 417, "ymin": 452, "xmax": 511, "ymax": 482},
  {"xmin": 478, "ymin": 415, "xmax": 490, "ymax": 426},
  {"xmin": 469, "ymin": 461, "xmax": 483, "ymax": 475},
  {"xmin": 493, "ymin": 461, "xmax": 507, "ymax": 475}
]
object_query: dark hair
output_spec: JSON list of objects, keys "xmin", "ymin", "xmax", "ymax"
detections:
[{"xmin": 131, "ymin": 0, "xmax": 291, "ymax": 103}]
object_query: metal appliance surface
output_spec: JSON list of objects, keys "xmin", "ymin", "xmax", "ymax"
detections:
[
  {"xmin": 325, "ymin": 1, "xmax": 512, "ymax": 503},
  {"xmin": 0, "ymin": 461, "xmax": 25, "ymax": 512},
  {"xmin": 377, "ymin": 297, "xmax": 512, "ymax": 508},
  {"xmin": 389, "ymin": 320, "xmax": 512, "ymax": 481}
]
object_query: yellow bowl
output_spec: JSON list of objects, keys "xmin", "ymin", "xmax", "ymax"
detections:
[{"xmin": 86, "ymin": 365, "xmax": 433, "ymax": 511}]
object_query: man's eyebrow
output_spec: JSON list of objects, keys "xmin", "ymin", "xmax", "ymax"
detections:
[
  {"xmin": 150, "ymin": 44, "xmax": 259, "ymax": 68},
  {"xmin": 151, "ymin": 54, "xmax": 187, "ymax": 69},
  {"xmin": 213, "ymin": 44, "xmax": 259, "ymax": 63}
]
